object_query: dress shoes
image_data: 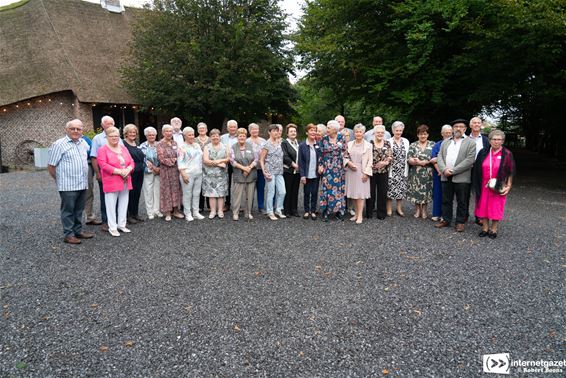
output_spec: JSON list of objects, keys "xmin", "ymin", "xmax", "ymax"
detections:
[
  {"xmin": 455, "ymin": 223, "xmax": 465, "ymax": 232},
  {"xmin": 488, "ymin": 231, "xmax": 498, "ymax": 239},
  {"xmin": 100, "ymin": 223, "xmax": 109, "ymax": 232},
  {"xmin": 127, "ymin": 217, "xmax": 139, "ymax": 225},
  {"xmin": 134, "ymin": 215, "xmax": 145, "ymax": 222},
  {"xmin": 434, "ymin": 220, "xmax": 450, "ymax": 228},
  {"xmin": 86, "ymin": 219, "xmax": 102, "ymax": 225},
  {"xmin": 75, "ymin": 232, "xmax": 95, "ymax": 239},
  {"xmin": 479, "ymin": 230, "xmax": 489, "ymax": 237},
  {"xmin": 64, "ymin": 236, "xmax": 81, "ymax": 244}
]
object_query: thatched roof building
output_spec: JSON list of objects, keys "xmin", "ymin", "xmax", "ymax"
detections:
[{"xmin": 0, "ymin": 0, "xmax": 140, "ymax": 107}]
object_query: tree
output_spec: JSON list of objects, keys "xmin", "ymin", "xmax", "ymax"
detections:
[
  {"xmin": 122, "ymin": 0, "xmax": 296, "ymax": 127},
  {"xmin": 295, "ymin": 0, "xmax": 566, "ymax": 158}
]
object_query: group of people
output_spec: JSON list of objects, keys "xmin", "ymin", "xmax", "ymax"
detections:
[{"xmin": 48, "ymin": 114, "xmax": 515, "ymax": 244}]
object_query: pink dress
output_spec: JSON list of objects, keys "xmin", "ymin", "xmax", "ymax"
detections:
[
  {"xmin": 475, "ymin": 149, "xmax": 507, "ymax": 220},
  {"xmin": 345, "ymin": 142, "xmax": 370, "ymax": 199}
]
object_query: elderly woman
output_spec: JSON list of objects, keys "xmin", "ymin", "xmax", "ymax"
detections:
[
  {"xmin": 139, "ymin": 126, "xmax": 162, "ymax": 219},
  {"xmin": 316, "ymin": 124, "xmax": 327, "ymax": 141},
  {"xmin": 122, "ymin": 124, "xmax": 145, "ymax": 224},
  {"xmin": 202, "ymin": 129, "xmax": 230, "ymax": 219},
  {"xmin": 387, "ymin": 121, "xmax": 410, "ymax": 216},
  {"xmin": 473, "ymin": 130, "xmax": 516, "ymax": 238},
  {"xmin": 430, "ymin": 125, "xmax": 453, "ymax": 221},
  {"xmin": 282, "ymin": 123, "xmax": 301, "ymax": 217},
  {"xmin": 231, "ymin": 128, "xmax": 257, "ymax": 220},
  {"xmin": 247, "ymin": 123, "xmax": 267, "ymax": 213},
  {"xmin": 407, "ymin": 124, "xmax": 435, "ymax": 218},
  {"xmin": 344, "ymin": 124, "xmax": 373, "ymax": 224},
  {"xmin": 157, "ymin": 124, "xmax": 184, "ymax": 221},
  {"xmin": 195, "ymin": 122, "xmax": 210, "ymax": 212},
  {"xmin": 260, "ymin": 124, "xmax": 286, "ymax": 220},
  {"xmin": 299, "ymin": 123, "xmax": 321, "ymax": 220},
  {"xmin": 366, "ymin": 125, "xmax": 392, "ymax": 219},
  {"xmin": 318, "ymin": 120, "xmax": 348, "ymax": 222},
  {"xmin": 178, "ymin": 127, "xmax": 204, "ymax": 221},
  {"xmin": 97, "ymin": 126, "xmax": 134, "ymax": 236}
]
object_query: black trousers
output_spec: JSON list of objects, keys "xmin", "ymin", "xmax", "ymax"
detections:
[
  {"xmin": 128, "ymin": 170, "xmax": 144, "ymax": 217},
  {"xmin": 283, "ymin": 172, "xmax": 300, "ymax": 215},
  {"xmin": 303, "ymin": 177, "xmax": 319, "ymax": 213},
  {"xmin": 97, "ymin": 179, "xmax": 107, "ymax": 223},
  {"xmin": 226, "ymin": 165, "xmax": 233, "ymax": 207},
  {"xmin": 441, "ymin": 181, "xmax": 470, "ymax": 225},
  {"xmin": 366, "ymin": 172, "xmax": 388, "ymax": 218}
]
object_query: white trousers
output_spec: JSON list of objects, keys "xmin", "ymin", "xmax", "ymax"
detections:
[
  {"xmin": 105, "ymin": 187, "xmax": 129, "ymax": 231},
  {"xmin": 180, "ymin": 173, "xmax": 202, "ymax": 216},
  {"xmin": 143, "ymin": 173, "xmax": 161, "ymax": 216}
]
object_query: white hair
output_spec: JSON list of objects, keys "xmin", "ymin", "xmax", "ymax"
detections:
[
  {"xmin": 391, "ymin": 121, "xmax": 405, "ymax": 131},
  {"xmin": 248, "ymin": 123, "xmax": 259, "ymax": 131},
  {"xmin": 227, "ymin": 119, "xmax": 238, "ymax": 128},
  {"xmin": 144, "ymin": 126, "xmax": 157, "ymax": 136},
  {"xmin": 170, "ymin": 117, "xmax": 182, "ymax": 126},
  {"xmin": 101, "ymin": 115, "xmax": 114, "ymax": 126},
  {"xmin": 327, "ymin": 120, "xmax": 340, "ymax": 132},
  {"xmin": 353, "ymin": 123, "xmax": 366, "ymax": 133},
  {"xmin": 441, "ymin": 124, "xmax": 452, "ymax": 133},
  {"xmin": 162, "ymin": 124, "xmax": 173, "ymax": 132},
  {"xmin": 182, "ymin": 126, "xmax": 195, "ymax": 135},
  {"xmin": 374, "ymin": 125, "xmax": 386, "ymax": 132},
  {"xmin": 66, "ymin": 119, "xmax": 83, "ymax": 129},
  {"xmin": 197, "ymin": 122, "xmax": 207, "ymax": 130}
]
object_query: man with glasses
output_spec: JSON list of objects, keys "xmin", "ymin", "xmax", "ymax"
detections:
[
  {"xmin": 435, "ymin": 119, "xmax": 477, "ymax": 232},
  {"xmin": 48, "ymin": 119, "xmax": 95, "ymax": 244}
]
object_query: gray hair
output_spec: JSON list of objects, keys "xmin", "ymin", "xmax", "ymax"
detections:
[
  {"xmin": 197, "ymin": 122, "xmax": 207, "ymax": 131},
  {"xmin": 327, "ymin": 120, "xmax": 340, "ymax": 132},
  {"xmin": 373, "ymin": 125, "xmax": 386, "ymax": 133},
  {"xmin": 144, "ymin": 126, "xmax": 157, "ymax": 136},
  {"xmin": 248, "ymin": 123, "xmax": 260, "ymax": 131},
  {"xmin": 162, "ymin": 124, "xmax": 173, "ymax": 133},
  {"xmin": 183, "ymin": 126, "xmax": 195, "ymax": 136},
  {"xmin": 101, "ymin": 115, "xmax": 114, "ymax": 126},
  {"xmin": 227, "ymin": 119, "xmax": 238, "ymax": 128},
  {"xmin": 170, "ymin": 117, "xmax": 182, "ymax": 127},
  {"xmin": 440, "ymin": 124, "xmax": 452, "ymax": 133},
  {"xmin": 66, "ymin": 119, "xmax": 83, "ymax": 129},
  {"xmin": 391, "ymin": 121, "xmax": 405, "ymax": 131},
  {"xmin": 489, "ymin": 129, "xmax": 505, "ymax": 142},
  {"xmin": 353, "ymin": 123, "xmax": 366, "ymax": 133}
]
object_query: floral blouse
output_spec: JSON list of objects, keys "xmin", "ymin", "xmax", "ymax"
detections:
[{"xmin": 371, "ymin": 140, "xmax": 392, "ymax": 174}]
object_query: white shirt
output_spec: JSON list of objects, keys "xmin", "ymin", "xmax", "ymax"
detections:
[
  {"xmin": 446, "ymin": 138, "xmax": 463, "ymax": 170},
  {"xmin": 468, "ymin": 133, "xmax": 484, "ymax": 158},
  {"xmin": 220, "ymin": 133, "xmax": 238, "ymax": 148},
  {"xmin": 172, "ymin": 130, "xmax": 184, "ymax": 145}
]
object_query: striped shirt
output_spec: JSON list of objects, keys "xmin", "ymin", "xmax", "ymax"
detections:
[{"xmin": 48, "ymin": 136, "xmax": 89, "ymax": 191}]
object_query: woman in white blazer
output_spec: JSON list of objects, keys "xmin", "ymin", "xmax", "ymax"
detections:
[
  {"xmin": 344, "ymin": 124, "xmax": 373, "ymax": 224},
  {"xmin": 386, "ymin": 121, "xmax": 410, "ymax": 216}
]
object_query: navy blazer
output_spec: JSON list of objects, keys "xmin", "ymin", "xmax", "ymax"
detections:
[{"xmin": 298, "ymin": 141, "xmax": 321, "ymax": 178}]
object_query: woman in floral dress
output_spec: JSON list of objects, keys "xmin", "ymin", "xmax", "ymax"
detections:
[
  {"xmin": 407, "ymin": 124, "xmax": 435, "ymax": 219},
  {"xmin": 318, "ymin": 120, "xmax": 349, "ymax": 221},
  {"xmin": 157, "ymin": 124, "xmax": 184, "ymax": 221},
  {"xmin": 202, "ymin": 129, "xmax": 230, "ymax": 219},
  {"xmin": 387, "ymin": 121, "xmax": 410, "ymax": 216}
]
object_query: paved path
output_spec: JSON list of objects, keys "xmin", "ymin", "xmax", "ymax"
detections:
[{"xmin": 0, "ymin": 170, "xmax": 564, "ymax": 376}]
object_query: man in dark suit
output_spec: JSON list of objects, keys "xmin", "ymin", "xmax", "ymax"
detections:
[{"xmin": 435, "ymin": 119, "xmax": 477, "ymax": 232}]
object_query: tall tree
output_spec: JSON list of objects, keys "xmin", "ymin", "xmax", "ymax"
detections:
[
  {"xmin": 122, "ymin": 0, "xmax": 296, "ymax": 127},
  {"xmin": 295, "ymin": 0, "xmax": 566, "ymax": 158}
]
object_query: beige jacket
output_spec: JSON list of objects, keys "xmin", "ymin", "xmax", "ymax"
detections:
[{"xmin": 345, "ymin": 140, "xmax": 373, "ymax": 176}]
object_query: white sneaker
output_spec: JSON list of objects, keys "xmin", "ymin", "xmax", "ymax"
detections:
[
  {"xmin": 148, "ymin": 214, "xmax": 155, "ymax": 220},
  {"xmin": 109, "ymin": 229, "xmax": 120, "ymax": 237},
  {"xmin": 275, "ymin": 211, "xmax": 286, "ymax": 219},
  {"xmin": 156, "ymin": 212, "xmax": 164, "ymax": 218},
  {"xmin": 232, "ymin": 214, "xmax": 239, "ymax": 221},
  {"xmin": 208, "ymin": 212, "xmax": 216, "ymax": 219},
  {"xmin": 349, "ymin": 209, "xmax": 356, "ymax": 216},
  {"xmin": 165, "ymin": 215, "xmax": 171, "ymax": 222},
  {"xmin": 118, "ymin": 227, "xmax": 131, "ymax": 233},
  {"xmin": 268, "ymin": 213, "xmax": 278, "ymax": 221},
  {"xmin": 185, "ymin": 213, "xmax": 194, "ymax": 222},
  {"xmin": 246, "ymin": 214, "xmax": 254, "ymax": 220},
  {"xmin": 192, "ymin": 211, "xmax": 205, "ymax": 220}
]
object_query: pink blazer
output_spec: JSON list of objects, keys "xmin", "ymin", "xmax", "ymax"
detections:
[{"xmin": 97, "ymin": 144, "xmax": 134, "ymax": 193}]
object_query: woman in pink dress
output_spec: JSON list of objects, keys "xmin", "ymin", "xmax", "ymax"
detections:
[
  {"xmin": 473, "ymin": 130, "xmax": 516, "ymax": 238},
  {"xmin": 345, "ymin": 124, "xmax": 373, "ymax": 224}
]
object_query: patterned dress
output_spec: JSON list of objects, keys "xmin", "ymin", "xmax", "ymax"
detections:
[
  {"xmin": 202, "ymin": 143, "xmax": 229, "ymax": 197},
  {"xmin": 406, "ymin": 140, "xmax": 435, "ymax": 204},
  {"xmin": 387, "ymin": 140, "xmax": 408, "ymax": 199},
  {"xmin": 318, "ymin": 134, "xmax": 348, "ymax": 213},
  {"xmin": 157, "ymin": 140, "xmax": 181, "ymax": 213}
]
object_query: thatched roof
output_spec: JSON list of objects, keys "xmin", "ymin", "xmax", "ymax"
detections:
[{"xmin": 0, "ymin": 0, "xmax": 142, "ymax": 106}]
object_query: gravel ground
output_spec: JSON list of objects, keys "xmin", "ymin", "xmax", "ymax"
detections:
[{"xmin": 0, "ymin": 169, "xmax": 564, "ymax": 376}]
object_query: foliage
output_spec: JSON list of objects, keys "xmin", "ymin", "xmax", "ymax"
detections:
[
  {"xmin": 295, "ymin": 0, "xmax": 566, "ymax": 157},
  {"xmin": 122, "ymin": 0, "xmax": 296, "ymax": 128}
]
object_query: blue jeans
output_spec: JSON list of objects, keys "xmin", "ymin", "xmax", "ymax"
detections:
[
  {"xmin": 265, "ymin": 174, "xmax": 286, "ymax": 214},
  {"xmin": 256, "ymin": 169, "xmax": 265, "ymax": 210},
  {"xmin": 59, "ymin": 190, "xmax": 86, "ymax": 237}
]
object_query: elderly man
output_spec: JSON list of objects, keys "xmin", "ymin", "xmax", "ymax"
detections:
[
  {"xmin": 435, "ymin": 119, "xmax": 477, "ymax": 232},
  {"xmin": 221, "ymin": 119, "xmax": 239, "ymax": 209},
  {"xmin": 48, "ymin": 120, "xmax": 95, "ymax": 244},
  {"xmin": 335, "ymin": 115, "xmax": 354, "ymax": 140},
  {"xmin": 90, "ymin": 115, "xmax": 122, "ymax": 231},
  {"xmin": 171, "ymin": 117, "xmax": 184, "ymax": 145},
  {"xmin": 364, "ymin": 116, "xmax": 392, "ymax": 142},
  {"xmin": 468, "ymin": 117, "xmax": 489, "ymax": 158}
]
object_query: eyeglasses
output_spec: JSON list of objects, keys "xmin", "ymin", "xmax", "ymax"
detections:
[{"xmin": 68, "ymin": 128, "xmax": 83, "ymax": 131}]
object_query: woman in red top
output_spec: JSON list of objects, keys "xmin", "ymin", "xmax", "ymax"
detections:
[{"xmin": 97, "ymin": 126, "xmax": 135, "ymax": 237}]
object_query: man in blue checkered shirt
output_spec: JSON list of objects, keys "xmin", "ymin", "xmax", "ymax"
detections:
[{"xmin": 48, "ymin": 119, "xmax": 96, "ymax": 244}]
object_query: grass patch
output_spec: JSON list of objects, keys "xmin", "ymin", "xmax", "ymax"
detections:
[{"xmin": 0, "ymin": 0, "xmax": 30, "ymax": 12}]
